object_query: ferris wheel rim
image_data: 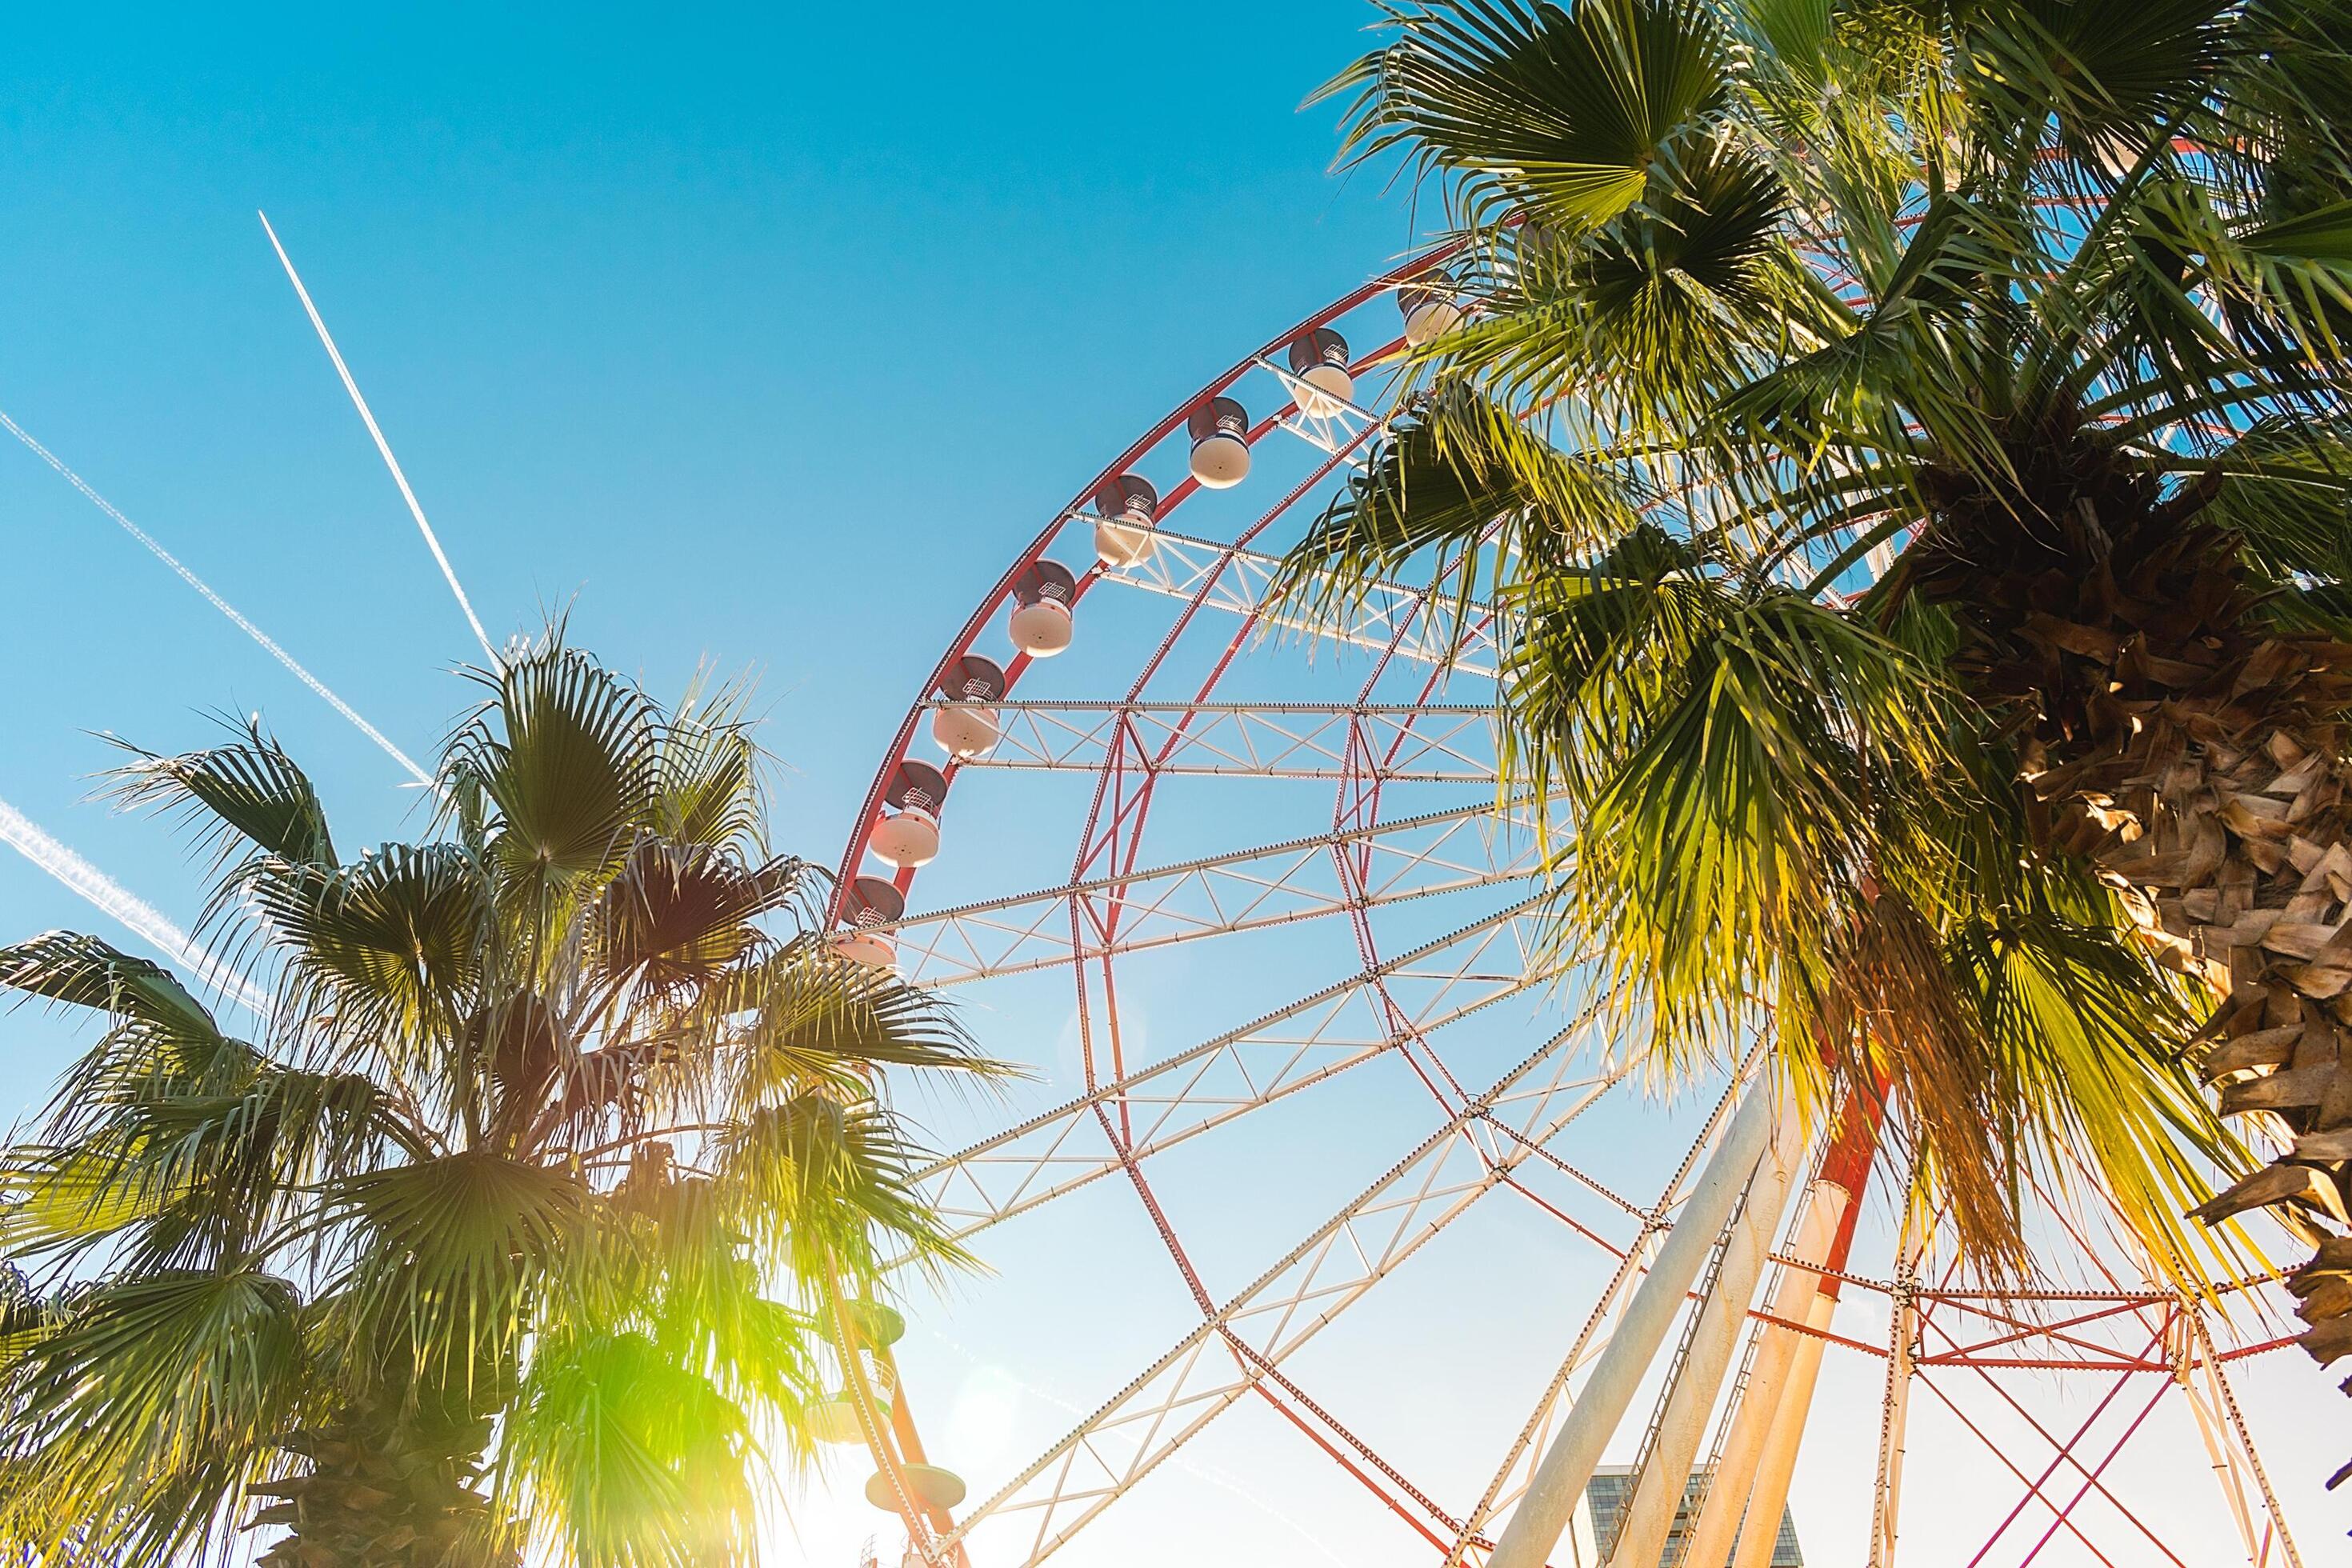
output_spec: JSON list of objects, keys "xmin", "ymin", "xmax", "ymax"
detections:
[
  {"xmin": 824, "ymin": 250, "xmax": 2313, "ymax": 1568},
  {"xmin": 830, "ymin": 268, "xmax": 1786, "ymax": 1565},
  {"xmin": 826, "ymin": 243, "xmax": 1591, "ymax": 1566},
  {"xmin": 826, "ymin": 242, "xmax": 1466, "ymax": 919}
]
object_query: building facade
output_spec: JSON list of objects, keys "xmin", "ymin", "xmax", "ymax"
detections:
[{"xmin": 1566, "ymin": 1466, "xmax": 1803, "ymax": 1568}]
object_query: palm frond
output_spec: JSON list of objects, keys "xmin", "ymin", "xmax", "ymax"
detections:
[
  {"xmin": 587, "ymin": 843, "xmax": 810, "ymax": 1005},
  {"xmin": 1949, "ymin": 898, "xmax": 2251, "ymax": 1284},
  {"xmin": 654, "ymin": 674, "xmax": 768, "ymax": 851},
  {"xmin": 106, "ymin": 716, "xmax": 337, "ymax": 871},
  {"xmin": 330, "ymin": 1151, "xmax": 588, "ymax": 1395},
  {"xmin": 1958, "ymin": 0, "xmax": 2234, "ymax": 162},
  {"xmin": 722, "ymin": 942, "xmax": 1003, "ymax": 1104},
  {"xmin": 1510, "ymin": 568, "xmax": 1970, "ymax": 1065},
  {"xmin": 718, "ymin": 1092, "xmax": 967, "ymax": 1287},
  {"xmin": 1439, "ymin": 133, "xmax": 1806, "ymax": 422},
  {"xmin": 1324, "ymin": 0, "xmax": 1734, "ymax": 234},
  {"xmin": 1271, "ymin": 380, "xmax": 1642, "ymax": 636},
  {"xmin": 1717, "ymin": 193, "xmax": 2019, "ymax": 482},
  {"xmin": 504, "ymin": 1328, "xmax": 758, "ymax": 1568},
  {"xmin": 0, "ymin": 1145, "xmax": 193, "ymax": 1256},
  {"xmin": 444, "ymin": 627, "xmax": 665, "ymax": 902},
  {"xmin": 0, "ymin": 1268, "xmax": 302, "ymax": 1559},
  {"xmin": 0, "ymin": 930, "xmax": 224, "ymax": 1046},
  {"xmin": 2202, "ymin": 416, "xmax": 2352, "ymax": 584},
  {"xmin": 250, "ymin": 843, "xmax": 492, "ymax": 1075},
  {"xmin": 7, "ymin": 1061, "xmax": 405, "ymax": 1274}
]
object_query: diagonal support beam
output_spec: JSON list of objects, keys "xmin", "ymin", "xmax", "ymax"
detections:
[
  {"xmin": 1095, "ymin": 524, "xmax": 1505, "ymax": 677},
  {"xmin": 907, "ymin": 898, "xmax": 1558, "ymax": 1243},
  {"xmin": 942, "ymin": 1017, "xmax": 1632, "ymax": 1567}
]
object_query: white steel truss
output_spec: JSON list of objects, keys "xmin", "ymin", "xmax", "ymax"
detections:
[
  {"xmin": 941, "ymin": 1014, "xmax": 1638, "ymax": 1568},
  {"xmin": 1251, "ymin": 351, "xmax": 1385, "ymax": 460},
  {"xmin": 942, "ymin": 701, "xmax": 1499, "ymax": 782},
  {"xmin": 1442, "ymin": 1073, "xmax": 1754, "ymax": 1565},
  {"xmin": 1094, "ymin": 525, "xmax": 1503, "ymax": 678},
  {"xmin": 2176, "ymin": 1306, "xmax": 2301, "ymax": 1568},
  {"xmin": 910, "ymin": 898, "xmax": 1559, "ymax": 1243},
  {"xmin": 882, "ymin": 798, "xmax": 1544, "ymax": 987},
  {"xmin": 843, "ymin": 262, "xmax": 2312, "ymax": 1568}
]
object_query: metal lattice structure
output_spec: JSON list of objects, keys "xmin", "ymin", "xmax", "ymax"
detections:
[{"xmin": 824, "ymin": 256, "xmax": 2314, "ymax": 1568}]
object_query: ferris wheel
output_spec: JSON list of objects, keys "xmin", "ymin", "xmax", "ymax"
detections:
[{"xmin": 814, "ymin": 253, "xmax": 2314, "ymax": 1568}]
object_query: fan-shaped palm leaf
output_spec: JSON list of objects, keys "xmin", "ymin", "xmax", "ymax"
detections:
[
  {"xmin": 1, "ymin": 631, "xmax": 998, "ymax": 1564},
  {"xmin": 106, "ymin": 717, "xmax": 338, "ymax": 872},
  {"xmin": 0, "ymin": 1268, "xmax": 303, "ymax": 1560},
  {"xmin": 1325, "ymin": 0, "xmax": 1734, "ymax": 233},
  {"xmin": 504, "ymin": 1329, "xmax": 757, "ymax": 1568},
  {"xmin": 1282, "ymin": 0, "xmax": 2352, "ymax": 1332}
]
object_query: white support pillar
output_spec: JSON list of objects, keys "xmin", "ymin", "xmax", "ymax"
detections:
[
  {"xmin": 1866, "ymin": 1269, "xmax": 1917, "ymax": 1568},
  {"xmin": 2174, "ymin": 1304, "xmax": 2262, "ymax": 1567},
  {"xmin": 1604, "ymin": 1111, "xmax": 1806, "ymax": 1568},
  {"xmin": 1486, "ymin": 1086, "xmax": 1784, "ymax": 1568},
  {"xmin": 1731, "ymin": 1289, "xmax": 1834, "ymax": 1568},
  {"xmin": 1678, "ymin": 1174, "xmax": 1854, "ymax": 1566},
  {"xmin": 2189, "ymin": 1306, "xmax": 2305, "ymax": 1568}
]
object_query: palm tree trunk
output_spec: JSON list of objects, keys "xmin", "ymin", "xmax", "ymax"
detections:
[
  {"xmin": 1978, "ymin": 526, "xmax": 2352, "ymax": 1482},
  {"xmin": 251, "ymin": 1399, "xmax": 516, "ymax": 1568}
]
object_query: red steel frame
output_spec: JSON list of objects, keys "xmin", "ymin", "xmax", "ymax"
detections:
[
  {"xmin": 826, "ymin": 245, "xmax": 1463, "ymax": 1566},
  {"xmin": 824, "ymin": 261, "xmax": 2309, "ymax": 1568}
]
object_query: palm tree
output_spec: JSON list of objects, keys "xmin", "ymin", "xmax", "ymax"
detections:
[
  {"xmin": 1279, "ymin": 0, "xmax": 2352, "ymax": 1461},
  {"xmin": 0, "ymin": 631, "xmax": 997, "ymax": 1566}
]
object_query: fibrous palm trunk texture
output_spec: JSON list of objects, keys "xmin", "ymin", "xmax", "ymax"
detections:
[
  {"xmin": 251, "ymin": 1405, "xmax": 514, "ymax": 1568},
  {"xmin": 1913, "ymin": 472, "xmax": 2352, "ymax": 1483}
]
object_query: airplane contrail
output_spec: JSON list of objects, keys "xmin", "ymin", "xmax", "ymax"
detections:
[
  {"xmin": 258, "ymin": 210, "xmax": 502, "ymax": 669},
  {"xmin": 0, "ymin": 406, "xmax": 437, "ymax": 790},
  {"xmin": 0, "ymin": 793, "xmax": 270, "ymax": 1020}
]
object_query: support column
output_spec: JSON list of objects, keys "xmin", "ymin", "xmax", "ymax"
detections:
[
  {"xmin": 1729, "ymin": 1289, "xmax": 1834, "ymax": 1568},
  {"xmin": 1723, "ymin": 1086, "xmax": 1883, "ymax": 1568},
  {"xmin": 1485, "ymin": 1086, "xmax": 1785, "ymax": 1568},
  {"xmin": 1603, "ymin": 1110, "xmax": 1807, "ymax": 1568},
  {"xmin": 1685, "ymin": 1082, "xmax": 1882, "ymax": 1567},
  {"xmin": 2190, "ymin": 1307, "xmax": 2306, "ymax": 1568},
  {"xmin": 2174, "ymin": 1303, "xmax": 2262, "ymax": 1567},
  {"xmin": 1676, "ymin": 1176, "xmax": 1851, "ymax": 1566},
  {"xmin": 1866, "ymin": 1259, "xmax": 1916, "ymax": 1568}
]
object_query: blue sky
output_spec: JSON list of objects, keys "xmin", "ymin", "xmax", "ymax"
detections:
[
  {"xmin": 0, "ymin": 1, "xmax": 1406, "ymax": 890},
  {"xmin": 0, "ymin": 0, "xmax": 1409, "ymax": 1088},
  {"xmin": 0, "ymin": 6, "xmax": 2342, "ymax": 1566}
]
